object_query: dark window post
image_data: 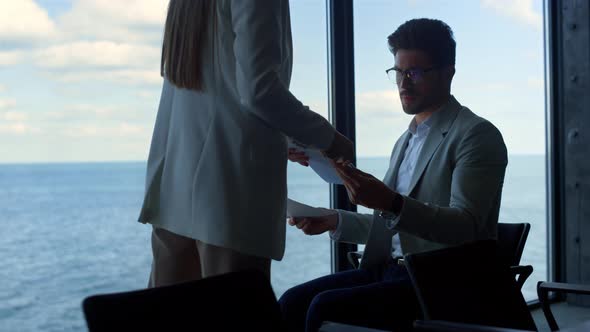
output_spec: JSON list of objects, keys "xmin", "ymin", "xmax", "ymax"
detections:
[
  {"xmin": 326, "ymin": 0, "xmax": 357, "ymax": 273},
  {"xmin": 547, "ymin": 0, "xmax": 590, "ymax": 305}
]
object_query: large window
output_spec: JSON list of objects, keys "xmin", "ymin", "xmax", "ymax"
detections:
[
  {"xmin": 1, "ymin": 1, "xmax": 163, "ymax": 331},
  {"xmin": 0, "ymin": 2, "xmax": 332, "ymax": 331},
  {"xmin": 353, "ymin": 0, "xmax": 547, "ymax": 300},
  {"xmin": 272, "ymin": 0, "xmax": 332, "ymax": 297},
  {"xmin": 0, "ymin": 2, "xmax": 550, "ymax": 331}
]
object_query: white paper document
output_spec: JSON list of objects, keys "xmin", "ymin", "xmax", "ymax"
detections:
[
  {"xmin": 288, "ymin": 140, "xmax": 343, "ymax": 185},
  {"xmin": 286, "ymin": 198, "xmax": 334, "ymax": 218}
]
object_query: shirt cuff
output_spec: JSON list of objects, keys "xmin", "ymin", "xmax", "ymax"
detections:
[{"xmin": 329, "ymin": 211, "xmax": 343, "ymax": 241}]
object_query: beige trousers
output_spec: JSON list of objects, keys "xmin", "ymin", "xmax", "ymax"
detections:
[{"xmin": 148, "ymin": 227, "xmax": 271, "ymax": 288}]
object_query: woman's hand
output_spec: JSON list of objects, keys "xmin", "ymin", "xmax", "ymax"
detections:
[
  {"xmin": 288, "ymin": 213, "xmax": 338, "ymax": 235},
  {"xmin": 288, "ymin": 148, "xmax": 310, "ymax": 167},
  {"xmin": 323, "ymin": 131, "xmax": 354, "ymax": 163}
]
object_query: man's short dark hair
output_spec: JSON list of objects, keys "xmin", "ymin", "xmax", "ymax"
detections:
[{"xmin": 387, "ymin": 18, "xmax": 456, "ymax": 67}]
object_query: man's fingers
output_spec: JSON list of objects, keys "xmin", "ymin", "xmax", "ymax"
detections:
[
  {"xmin": 341, "ymin": 163, "xmax": 370, "ymax": 178},
  {"xmin": 336, "ymin": 167, "xmax": 361, "ymax": 188},
  {"xmin": 289, "ymin": 217, "xmax": 306, "ymax": 226},
  {"xmin": 335, "ymin": 161, "xmax": 375, "ymax": 180},
  {"xmin": 289, "ymin": 151, "xmax": 308, "ymax": 157},
  {"xmin": 296, "ymin": 219, "xmax": 310, "ymax": 230},
  {"xmin": 338, "ymin": 173, "xmax": 361, "ymax": 191},
  {"xmin": 342, "ymin": 182, "xmax": 359, "ymax": 205},
  {"xmin": 289, "ymin": 154, "xmax": 309, "ymax": 161},
  {"xmin": 302, "ymin": 223, "xmax": 317, "ymax": 235},
  {"xmin": 288, "ymin": 149, "xmax": 309, "ymax": 158}
]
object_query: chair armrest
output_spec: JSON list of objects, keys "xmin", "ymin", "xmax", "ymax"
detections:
[
  {"xmin": 537, "ymin": 281, "xmax": 590, "ymax": 331},
  {"xmin": 509, "ymin": 265, "xmax": 533, "ymax": 290},
  {"xmin": 538, "ymin": 282, "xmax": 590, "ymax": 296},
  {"xmin": 413, "ymin": 320, "xmax": 532, "ymax": 332},
  {"xmin": 320, "ymin": 321, "xmax": 389, "ymax": 332},
  {"xmin": 347, "ymin": 251, "xmax": 363, "ymax": 269}
]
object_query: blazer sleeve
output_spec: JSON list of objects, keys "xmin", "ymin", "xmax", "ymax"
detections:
[
  {"xmin": 335, "ymin": 209, "xmax": 374, "ymax": 245},
  {"xmin": 230, "ymin": 0, "xmax": 335, "ymax": 149},
  {"xmin": 393, "ymin": 121, "xmax": 508, "ymax": 244}
]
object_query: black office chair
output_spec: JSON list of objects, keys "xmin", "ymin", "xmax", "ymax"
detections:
[
  {"xmin": 496, "ymin": 223, "xmax": 533, "ymax": 289},
  {"xmin": 82, "ymin": 269, "xmax": 285, "ymax": 332},
  {"xmin": 413, "ymin": 320, "xmax": 533, "ymax": 332},
  {"xmin": 348, "ymin": 223, "xmax": 533, "ymax": 290},
  {"xmin": 405, "ymin": 240, "xmax": 537, "ymax": 331},
  {"xmin": 413, "ymin": 281, "xmax": 590, "ymax": 332}
]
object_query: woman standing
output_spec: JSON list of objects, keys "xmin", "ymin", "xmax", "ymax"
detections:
[{"xmin": 138, "ymin": 0, "xmax": 353, "ymax": 287}]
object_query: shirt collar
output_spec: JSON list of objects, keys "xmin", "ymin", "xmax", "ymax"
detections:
[
  {"xmin": 407, "ymin": 95, "xmax": 457, "ymax": 136},
  {"xmin": 408, "ymin": 116, "xmax": 433, "ymax": 137}
]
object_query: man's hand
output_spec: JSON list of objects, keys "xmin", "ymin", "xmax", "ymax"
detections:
[
  {"xmin": 334, "ymin": 162, "xmax": 399, "ymax": 211},
  {"xmin": 288, "ymin": 213, "xmax": 338, "ymax": 235},
  {"xmin": 323, "ymin": 131, "xmax": 354, "ymax": 163},
  {"xmin": 288, "ymin": 148, "xmax": 310, "ymax": 167}
]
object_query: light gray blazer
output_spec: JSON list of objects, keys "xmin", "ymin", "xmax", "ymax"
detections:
[
  {"xmin": 337, "ymin": 96, "xmax": 508, "ymax": 269},
  {"xmin": 138, "ymin": 0, "xmax": 335, "ymax": 260}
]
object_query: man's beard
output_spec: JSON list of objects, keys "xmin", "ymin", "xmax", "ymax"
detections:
[
  {"xmin": 402, "ymin": 103, "xmax": 422, "ymax": 115},
  {"xmin": 400, "ymin": 94, "xmax": 423, "ymax": 115}
]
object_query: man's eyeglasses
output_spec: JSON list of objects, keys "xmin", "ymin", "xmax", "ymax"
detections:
[{"xmin": 385, "ymin": 66, "xmax": 439, "ymax": 85}]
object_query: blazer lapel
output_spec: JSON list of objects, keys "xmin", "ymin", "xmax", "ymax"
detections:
[
  {"xmin": 407, "ymin": 96, "xmax": 462, "ymax": 195},
  {"xmin": 358, "ymin": 131, "xmax": 409, "ymax": 270},
  {"xmin": 384, "ymin": 131, "xmax": 411, "ymax": 188}
]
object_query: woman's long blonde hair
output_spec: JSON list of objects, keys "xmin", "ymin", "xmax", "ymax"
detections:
[{"xmin": 161, "ymin": 0, "xmax": 213, "ymax": 91}]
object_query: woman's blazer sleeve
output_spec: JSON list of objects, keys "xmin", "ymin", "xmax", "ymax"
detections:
[{"xmin": 230, "ymin": 0, "xmax": 335, "ymax": 149}]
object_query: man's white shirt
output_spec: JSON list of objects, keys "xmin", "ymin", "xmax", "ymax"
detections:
[{"xmin": 330, "ymin": 115, "xmax": 433, "ymax": 257}]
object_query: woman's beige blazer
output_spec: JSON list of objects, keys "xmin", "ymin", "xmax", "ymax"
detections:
[{"xmin": 138, "ymin": 0, "xmax": 335, "ymax": 260}]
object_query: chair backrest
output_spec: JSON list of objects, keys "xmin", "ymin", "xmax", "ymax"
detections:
[
  {"xmin": 82, "ymin": 269, "xmax": 285, "ymax": 332},
  {"xmin": 405, "ymin": 240, "xmax": 537, "ymax": 331},
  {"xmin": 497, "ymin": 223, "xmax": 531, "ymax": 267}
]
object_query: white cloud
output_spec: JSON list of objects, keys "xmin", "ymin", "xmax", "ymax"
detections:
[
  {"xmin": 49, "ymin": 69, "xmax": 162, "ymax": 86},
  {"xmin": 527, "ymin": 77, "xmax": 544, "ymax": 89},
  {"xmin": 63, "ymin": 104, "xmax": 117, "ymax": 117},
  {"xmin": 524, "ymin": 50, "xmax": 542, "ymax": 62},
  {"xmin": 63, "ymin": 122, "xmax": 149, "ymax": 138},
  {"xmin": 0, "ymin": 0, "xmax": 57, "ymax": 42},
  {"xmin": 0, "ymin": 85, "xmax": 5, "ymax": 93},
  {"xmin": 307, "ymin": 101, "xmax": 329, "ymax": 118},
  {"xmin": 356, "ymin": 90, "xmax": 403, "ymax": 117},
  {"xmin": 0, "ymin": 123, "xmax": 40, "ymax": 135},
  {"xmin": 23, "ymin": 1, "xmax": 167, "ymax": 86},
  {"xmin": 61, "ymin": 104, "xmax": 146, "ymax": 120},
  {"xmin": 0, "ymin": 51, "xmax": 25, "ymax": 66},
  {"xmin": 0, "ymin": 99, "xmax": 38, "ymax": 135},
  {"xmin": 57, "ymin": 0, "xmax": 168, "ymax": 43},
  {"xmin": 308, "ymin": 90, "xmax": 404, "ymax": 119},
  {"xmin": 2, "ymin": 111, "xmax": 28, "ymax": 121},
  {"xmin": 0, "ymin": 98, "xmax": 17, "ymax": 110},
  {"xmin": 482, "ymin": 0, "xmax": 542, "ymax": 29},
  {"xmin": 34, "ymin": 41, "xmax": 160, "ymax": 69},
  {"xmin": 69, "ymin": 0, "xmax": 167, "ymax": 26},
  {"xmin": 137, "ymin": 90, "xmax": 159, "ymax": 99}
]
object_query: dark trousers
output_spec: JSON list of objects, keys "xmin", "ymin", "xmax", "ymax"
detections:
[{"xmin": 278, "ymin": 263, "xmax": 421, "ymax": 332}]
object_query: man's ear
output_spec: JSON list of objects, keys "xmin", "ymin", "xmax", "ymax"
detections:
[{"xmin": 444, "ymin": 66, "xmax": 455, "ymax": 81}]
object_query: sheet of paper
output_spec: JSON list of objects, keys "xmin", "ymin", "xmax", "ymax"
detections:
[
  {"xmin": 288, "ymin": 140, "xmax": 343, "ymax": 185},
  {"xmin": 286, "ymin": 198, "xmax": 335, "ymax": 218}
]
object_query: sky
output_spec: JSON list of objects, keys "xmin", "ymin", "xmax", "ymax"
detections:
[{"xmin": 0, "ymin": 0, "xmax": 545, "ymax": 163}]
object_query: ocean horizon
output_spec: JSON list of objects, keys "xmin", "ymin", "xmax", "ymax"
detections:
[{"xmin": 0, "ymin": 155, "xmax": 546, "ymax": 331}]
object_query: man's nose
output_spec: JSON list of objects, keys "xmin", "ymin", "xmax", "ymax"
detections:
[
  {"xmin": 398, "ymin": 75, "xmax": 412, "ymax": 90},
  {"xmin": 399, "ymin": 75, "xmax": 413, "ymax": 89}
]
